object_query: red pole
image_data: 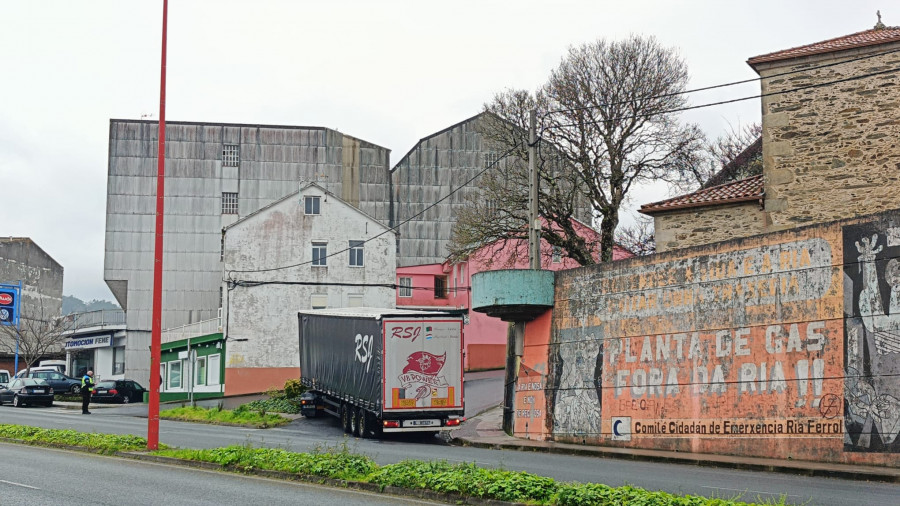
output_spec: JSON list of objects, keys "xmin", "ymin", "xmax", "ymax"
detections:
[{"xmin": 148, "ymin": 0, "xmax": 168, "ymax": 450}]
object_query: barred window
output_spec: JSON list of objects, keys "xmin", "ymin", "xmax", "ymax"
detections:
[
  {"xmin": 552, "ymin": 246, "xmax": 562, "ymax": 264},
  {"xmin": 349, "ymin": 240, "xmax": 364, "ymax": 267},
  {"xmin": 399, "ymin": 277, "xmax": 412, "ymax": 297},
  {"xmin": 483, "ymin": 151, "xmax": 500, "ymax": 168},
  {"xmin": 312, "ymin": 242, "xmax": 327, "ymax": 266},
  {"xmin": 221, "ymin": 192, "xmax": 238, "ymax": 214},
  {"xmin": 223, "ymin": 144, "xmax": 240, "ymax": 167}
]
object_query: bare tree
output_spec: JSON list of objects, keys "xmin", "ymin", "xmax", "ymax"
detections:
[
  {"xmin": 449, "ymin": 95, "xmax": 599, "ymax": 267},
  {"xmin": 454, "ymin": 35, "xmax": 706, "ymax": 263},
  {"xmin": 615, "ymin": 214, "xmax": 656, "ymax": 256},
  {"xmin": 702, "ymin": 122, "xmax": 762, "ymax": 188},
  {"xmin": 0, "ymin": 298, "xmax": 73, "ymax": 373}
]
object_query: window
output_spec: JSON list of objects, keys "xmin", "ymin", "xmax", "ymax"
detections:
[
  {"xmin": 160, "ymin": 364, "xmax": 166, "ymax": 391},
  {"xmin": 304, "ymin": 196, "xmax": 321, "ymax": 215},
  {"xmin": 310, "ymin": 294, "xmax": 328, "ymax": 309},
  {"xmin": 208, "ymin": 354, "xmax": 221, "ymax": 386},
  {"xmin": 222, "ymin": 192, "xmax": 238, "ymax": 214},
  {"xmin": 349, "ymin": 240, "xmax": 364, "ymax": 267},
  {"xmin": 312, "ymin": 242, "xmax": 327, "ymax": 266},
  {"xmin": 399, "ymin": 277, "xmax": 412, "ymax": 297},
  {"xmin": 347, "ymin": 294, "xmax": 363, "ymax": 307},
  {"xmin": 195, "ymin": 356, "xmax": 207, "ymax": 386},
  {"xmin": 113, "ymin": 346, "xmax": 125, "ymax": 375},
  {"xmin": 223, "ymin": 144, "xmax": 240, "ymax": 167},
  {"xmin": 552, "ymin": 246, "xmax": 562, "ymax": 264},
  {"xmin": 168, "ymin": 360, "xmax": 182, "ymax": 389},
  {"xmin": 434, "ymin": 276, "xmax": 448, "ymax": 299},
  {"xmin": 483, "ymin": 151, "xmax": 500, "ymax": 168}
]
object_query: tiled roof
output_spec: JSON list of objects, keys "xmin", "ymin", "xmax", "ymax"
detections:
[
  {"xmin": 639, "ymin": 175, "xmax": 764, "ymax": 215},
  {"xmin": 748, "ymin": 27, "xmax": 900, "ymax": 66}
]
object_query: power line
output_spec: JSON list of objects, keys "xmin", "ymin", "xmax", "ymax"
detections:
[
  {"xmin": 544, "ymin": 64, "xmax": 900, "ymax": 130},
  {"xmin": 545, "ymin": 46, "xmax": 900, "ymax": 116},
  {"xmin": 226, "ymin": 144, "xmax": 520, "ymax": 279}
]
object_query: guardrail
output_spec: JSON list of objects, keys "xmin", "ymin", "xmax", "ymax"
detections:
[
  {"xmin": 62, "ymin": 309, "xmax": 126, "ymax": 329},
  {"xmin": 162, "ymin": 317, "xmax": 223, "ymax": 344}
]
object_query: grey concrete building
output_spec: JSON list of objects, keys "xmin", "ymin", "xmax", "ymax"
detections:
[
  {"xmin": 104, "ymin": 119, "xmax": 391, "ymax": 385},
  {"xmin": 0, "ymin": 238, "xmax": 64, "ymax": 372}
]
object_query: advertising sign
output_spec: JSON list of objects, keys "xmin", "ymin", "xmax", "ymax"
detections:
[
  {"xmin": 383, "ymin": 318, "xmax": 463, "ymax": 411},
  {"xmin": 0, "ymin": 284, "xmax": 20, "ymax": 326}
]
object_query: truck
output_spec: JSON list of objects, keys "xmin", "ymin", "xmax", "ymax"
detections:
[{"xmin": 298, "ymin": 307, "xmax": 465, "ymax": 437}]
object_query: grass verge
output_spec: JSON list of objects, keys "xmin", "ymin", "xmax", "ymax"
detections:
[
  {"xmin": 159, "ymin": 405, "xmax": 290, "ymax": 428},
  {"xmin": 0, "ymin": 424, "xmax": 164, "ymax": 454},
  {"xmin": 154, "ymin": 443, "xmax": 777, "ymax": 505}
]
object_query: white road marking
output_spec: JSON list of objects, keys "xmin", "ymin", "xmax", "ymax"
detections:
[{"xmin": 0, "ymin": 479, "xmax": 40, "ymax": 490}]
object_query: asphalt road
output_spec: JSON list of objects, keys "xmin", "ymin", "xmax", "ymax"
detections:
[
  {"xmin": 0, "ymin": 442, "xmax": 440, "ymax": 505},
  {"xmin": 1, "ymin": 372, "xmax": 898, "ymax": 506}
]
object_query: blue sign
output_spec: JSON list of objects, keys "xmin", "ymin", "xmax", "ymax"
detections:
[{"xmin": 0, "ymin": 285, "xmax": 19, "ymax": 326}]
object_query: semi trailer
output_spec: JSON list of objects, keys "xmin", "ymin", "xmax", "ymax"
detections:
[{"xmin": 298, "ymin": 308, "xmax": 465, "ymax": 437}]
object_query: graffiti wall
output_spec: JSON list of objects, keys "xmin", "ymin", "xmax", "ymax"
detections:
[{"xmin": 519, "ymin": 210, "xmax": 900, "ymax": 466}]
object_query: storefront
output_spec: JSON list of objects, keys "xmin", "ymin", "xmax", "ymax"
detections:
[
  {"xmin": 160, "ymin": 333, "xmax": 225, "ymax": 402},
  {"xmin": 64, "ymin": 330, "xmax": 126, "ymax": 380}
]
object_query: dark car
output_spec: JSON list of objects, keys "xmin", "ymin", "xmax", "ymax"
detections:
[
  {"xmin": 16, "ymin": 370, "xmax": 82, "ymax": 394},
  {"xmin": 92, "ymin": 380, "xmax": 146, "ymax": 404},
  {"xmin": 0, "ymin": 378, "xmax": 54, "ymax": 407}
]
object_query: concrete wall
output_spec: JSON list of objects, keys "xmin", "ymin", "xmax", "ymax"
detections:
[
  {"xmin": 654, "ymin": 202, "xmax": 767, "ymax": 252},
  {"xmin": 222, "ymin": 185, "xmax": 396, "ymax": 395},
  {"xmin": 756, "ymin": 43, "xmax": 900, "ymax": 231},
  {"xmin": 0, "ymin": 238, "xmax": 63, "ymax": 319},
  {"xmin": 104, "ymin": 120, "xmax": 391, "ymax": 335},
  {"xmin": 516, "ymin": 207, "xmax": 900, "ymax": 466}
]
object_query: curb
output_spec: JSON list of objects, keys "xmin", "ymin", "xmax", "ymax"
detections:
[{"xmin": 450, "ymin": 437, "xmax": 900, "ymax": 484}]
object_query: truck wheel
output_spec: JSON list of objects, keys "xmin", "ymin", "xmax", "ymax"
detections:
[
  {"xmin": 350, "ymin": 406, "xmax": 360, "ymax": 436},
  {"xmin": 341, "ymin": 404, "xmax": 352, "ymax": 433},
  {"xmin": 358, "ymin": 409, "xmax": 372, "ymax": 438}
]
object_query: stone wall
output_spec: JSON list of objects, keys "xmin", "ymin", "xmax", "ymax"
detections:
[
  {"xmin": 654, "ymin": 202, "xmax": 766, "ymax": 252},
  {"xmin": 756, "ymin": 42, "xmax": 900, "ymax": 230},
  {"xmin": 515, "ymin": 207, "xmax": 900, "ymax": 466}
]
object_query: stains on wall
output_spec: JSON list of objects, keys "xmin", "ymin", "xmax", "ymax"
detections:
[{"xmin": 517, "ymin": 209, "xmax": 900, "ymax": 466}]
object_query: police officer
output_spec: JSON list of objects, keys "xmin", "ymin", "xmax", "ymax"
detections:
[{"xmin": 81, "ymin": 370, "xmax": 95, "ymax": 414}]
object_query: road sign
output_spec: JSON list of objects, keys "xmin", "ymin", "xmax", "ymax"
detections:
[{"xmin": 0, "ymin": 283, "xmax": 20, "ymax": 326}]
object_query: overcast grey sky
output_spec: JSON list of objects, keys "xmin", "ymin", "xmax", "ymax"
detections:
[{"xmin": 0, "ymin": 1, "xmax": 889, "ymax": 301}]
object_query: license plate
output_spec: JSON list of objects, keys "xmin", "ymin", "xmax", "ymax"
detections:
[
  {"xmin": 403, "ymin": 419, "xmax": 439, "ymax": 427},
  {"xmin": 33, "ymin": 389, "xmax": 45, "ymax": 394}
]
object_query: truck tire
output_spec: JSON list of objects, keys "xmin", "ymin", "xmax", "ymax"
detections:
[
  {"xmin": 341, "ymin": 404, "xmax": 352, "ymax": 433},
  {"xmin": 350, "ymin": 406, "xmax": 360, "ymax": 436},
  {"xmin": 358, "ymin": 409, "xmax": 372, "ymax": 438}
]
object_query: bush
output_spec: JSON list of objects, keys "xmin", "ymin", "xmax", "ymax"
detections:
[
  {"xmin": 283, "ymin": 378, "xmax": 305, "ymax": 398},
  {"xmin": 0, "ymin": 424, "xmax": 164, "ymax": 453},
  {"xmin": 160, "ymin": 405, "xmax": 289, "ymax": 428}
]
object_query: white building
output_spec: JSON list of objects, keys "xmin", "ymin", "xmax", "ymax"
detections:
[{"xmin": 222, "ymin": 183, "xmax": 397, "ymax": 395}]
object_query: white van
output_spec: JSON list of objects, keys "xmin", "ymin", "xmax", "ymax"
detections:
[
  {"xmin": 39, "ymin": 360, "xmax": 67, "ymax": 375},
  {"xmin": 0, "ymin": 369, "xmax": 10, "ymax": 388}
]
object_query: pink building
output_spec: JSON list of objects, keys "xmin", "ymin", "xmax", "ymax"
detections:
[{"xmin": 396, "ymin": 220, "xmax": 633, "ymax": 370}]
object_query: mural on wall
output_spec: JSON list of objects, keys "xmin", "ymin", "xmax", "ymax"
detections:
[
  {"xmin": 549, "ymin": 330, "xmax": 603, "ymax": 436},
  {"xmin": 843, "ymin": 221, "xmax": 900, "ymax": 452}
]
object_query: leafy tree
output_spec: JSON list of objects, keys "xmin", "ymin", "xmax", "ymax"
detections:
[{"xmin": 453, "ymin": 35, "xmax": 705, "ymax": 263}]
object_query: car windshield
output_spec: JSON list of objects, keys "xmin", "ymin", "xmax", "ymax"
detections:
[
  {"xmin": 21, "ymin": 378, "xmax": 48, "ymax": 386},
  {"xmin": 97, "ymin": 381, "xmax": 117, "ymax": 388}
]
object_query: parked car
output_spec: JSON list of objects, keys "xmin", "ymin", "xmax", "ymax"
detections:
[
  {"xmin": 0, "ymin": 369, "xmax": 10, "ymax": 388},
  {"xmin": 91, "ymin": 380, "xmax": 145, "ymax": 404},
  {"xmin": 15, "ymin": 369, "xmax": 82, "ymax": 394},
  {"xmin": 0, "ymin": 378, "xmax": 54, "ymax": 407}
]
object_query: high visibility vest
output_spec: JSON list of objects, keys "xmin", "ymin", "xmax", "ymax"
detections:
[{"xmin": 82, "ymin": 375, "xmax": 95, "ymax": 392}]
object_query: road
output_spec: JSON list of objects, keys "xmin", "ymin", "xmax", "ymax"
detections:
[
  {"xmin": 1, "ymin": 372, "xmax": 898, "ymax": 506},
  {"xmin": 0, "ymin": 442, "xmax": 439, "ymax": 505}
]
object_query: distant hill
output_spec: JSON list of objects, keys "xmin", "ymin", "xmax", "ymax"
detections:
[{"xmin": 62, "ymin": 295, "xmax": 120, "ymax": 315}]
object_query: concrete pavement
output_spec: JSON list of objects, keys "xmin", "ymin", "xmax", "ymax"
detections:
[{"xmin": 450, "ymin": 405, "xmax": 900, "ymax": 483}]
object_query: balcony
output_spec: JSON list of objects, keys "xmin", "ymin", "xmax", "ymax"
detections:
[
  {"xmin": 162, "ymin": 316, "xmax": 223, "ymax": 344},
  {"xmin": 60, "ymin": 309, "xmax": 126, "ymax": 335},
  {"xmin": 471, "ymin": 269, "xmax": 555, "ymax": 322}
]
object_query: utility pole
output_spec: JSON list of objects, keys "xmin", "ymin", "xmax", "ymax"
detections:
[
  {"xmin": 148, "ymin": 0, "xmax": 168, "ymax": 451},
  {"xmin": 528, "ymin": 109, "xmax": 540, "ymax": 270}
]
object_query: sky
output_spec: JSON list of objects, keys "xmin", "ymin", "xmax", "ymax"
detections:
[{"xmin": 0, "ymin": 0, "xmax": 890, "ymax": 302}]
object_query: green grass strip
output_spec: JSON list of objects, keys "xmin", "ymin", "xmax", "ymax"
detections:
[
  {"xmin": 154, "ymin": 445, "xmax": 774, "ymax": 505},
  {"xmin": 159, "ymin": 405, "xmax": 290, "ymax": 428},
  {"xmin": 0, "ymin": 424, "xmax": 164, "ymax": 454}
]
